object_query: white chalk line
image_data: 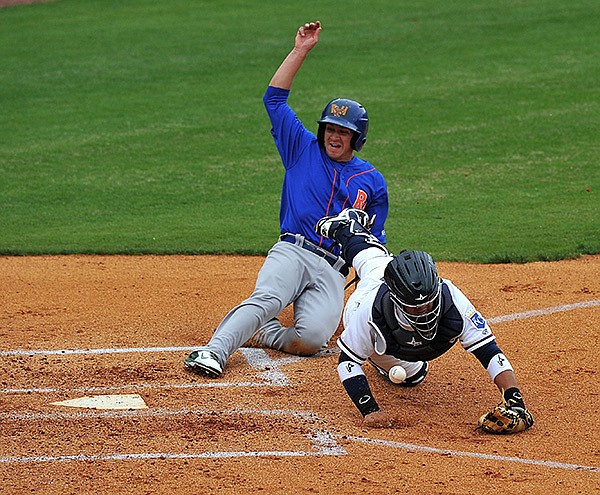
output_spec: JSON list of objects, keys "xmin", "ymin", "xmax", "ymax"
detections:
[
  {"xmin": 0, "ymin": 348, "xmax": 298, "ymax": 394},
  {"xmin": 1, "ymin": 300, "xmax": 598, "ymax": 472},
  {"xmin": 0, "ymin": 345, "xmax": 197, "ymax": 356},
  {"xmin": 0, "ymin": 381, "xmax": 270, "ymax": 395},
  {"xmin": 1, "ymin": 405, "xmax": 597, "ymax": 472},
  {"xmin": 487, "ymin": 299, "xmax": 600, "ymax": 324},
  {"xmin": 0, "ymin": 450, "xmax": 326, "ymax": 464},
  {"xmin": 0, "ymin": 406, "xmax": 321, "ymax": 422},
  {"xmin": 345, "ymin": 436, "xmax": 599, "ymax": 472},
  {"xmin": 2, "ymin": 299, "xmax": 597, "ymax": 358},
  {"xmin": 0, "ymin": 408, "xmax": 346, "ymax": 464}
]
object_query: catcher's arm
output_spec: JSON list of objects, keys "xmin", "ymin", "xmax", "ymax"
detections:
[
  {"xmin": 472, "ymin": 343, "xmax": 534, "ymax": 434},
  {"xmin": 337, "ymin": 351, "xmax": 392, "ymax": 428},
  {"xmin": 477, "ymin": 369, "xmax": 534, "ymax": 434}
]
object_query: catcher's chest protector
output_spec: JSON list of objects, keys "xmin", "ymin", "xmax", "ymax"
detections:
[{"xmin": 372, "ymin": 285, "xmax": 462, "ymax": 362}]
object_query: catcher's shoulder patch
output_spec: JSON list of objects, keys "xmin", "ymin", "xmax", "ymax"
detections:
[{"xmin": 468, "ymin": 311, "xmax": 487, "ymax": 330}]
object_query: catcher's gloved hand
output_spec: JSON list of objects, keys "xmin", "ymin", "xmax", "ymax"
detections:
[
  {"xmin": 315, "ymin": 208, "xmax": 371, "ymax": 239},
  {"xmin": 478, "ymin": 388, "xmax": 534, "ymax": 434}
]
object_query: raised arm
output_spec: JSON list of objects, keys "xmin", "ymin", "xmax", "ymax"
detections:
[{"xmin": 269, "ymin": 21, "xmax": 322, "ymax": 90}]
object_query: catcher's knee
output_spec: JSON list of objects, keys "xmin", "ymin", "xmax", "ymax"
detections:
[{"xmin": 399, "ymin": 361, "xmax": 429, "ymax": 388}]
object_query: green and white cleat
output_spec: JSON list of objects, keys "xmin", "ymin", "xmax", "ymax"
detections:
[{"xmin": 184, "ymin": 349, "xmax": 223, "ymax": 378}]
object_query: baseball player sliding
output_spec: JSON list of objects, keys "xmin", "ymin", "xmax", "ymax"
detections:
[
  {"xmin": 315, "ymin": 209, "xmax": 534, "ymax": 433},
  {"xmin": 185, "ymin": 21, "xmax": 388, "ymax": 377}
]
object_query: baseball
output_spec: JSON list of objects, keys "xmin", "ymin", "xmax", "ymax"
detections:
[{"xmin": 388, "ymin": 365, "xmax": 407, "ymax": 384}]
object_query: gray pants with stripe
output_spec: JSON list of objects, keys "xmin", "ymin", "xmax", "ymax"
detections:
[{"xmin": 203, "ymin": 239, "xmax": 347, "ymax": 368}]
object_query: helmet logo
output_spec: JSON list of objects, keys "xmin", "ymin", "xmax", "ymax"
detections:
[
  {"xmin": 415, "ymin": 293, "xmax": 427, "ymax": 301},
  {"xmin": 330, "ymin": 104, "xmax": 349, "ymax": 117}
]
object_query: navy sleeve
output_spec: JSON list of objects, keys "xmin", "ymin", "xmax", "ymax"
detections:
[
  {"xmin": 472, "ymin": 340, "xmax": 504, "ymax": 368},
  {"xmin": 338, "ymin": 351, "xmax": 380, "ymax": 416}
]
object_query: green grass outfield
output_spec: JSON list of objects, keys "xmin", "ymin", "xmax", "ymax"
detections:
[{"xmin": 1, "ymin": 0, "xmax": 598, "ymax": 262}]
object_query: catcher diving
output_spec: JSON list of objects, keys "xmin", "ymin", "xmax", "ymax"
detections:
[{"xmin": 315, "ymin": 208, "xmax": 534, "ymax": 433}]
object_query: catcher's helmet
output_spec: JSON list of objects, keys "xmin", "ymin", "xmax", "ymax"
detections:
[
  {"xmin": 317, "ymin": 98, "xmax": 369, "ymax": 152},
  {"xmin": 384, "ymin": 250, "xmax": 442, "ymax": 340}
]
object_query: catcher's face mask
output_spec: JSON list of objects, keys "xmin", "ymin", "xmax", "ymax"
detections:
[{"xmin": 391, "ymin": 281, "xmax": 442, "ymax": 340}]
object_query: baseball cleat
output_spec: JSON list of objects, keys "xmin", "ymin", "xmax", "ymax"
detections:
[{"xmin": 184, "ymin": 350, "xmax": 223, "ymax": 378}]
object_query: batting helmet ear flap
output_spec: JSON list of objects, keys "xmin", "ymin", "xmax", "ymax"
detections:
[
  {"xmin": 317, "ymin": 122, "xmax": 326, "ymax": 149},
  {"xmin": 351, "ymin": 130, "xmax": 367, "ymax": 152}
]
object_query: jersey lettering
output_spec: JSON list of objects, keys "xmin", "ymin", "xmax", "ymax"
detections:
[{"xmin": 353, "ymin": 189, "xmax": 368, "ymax": 209}]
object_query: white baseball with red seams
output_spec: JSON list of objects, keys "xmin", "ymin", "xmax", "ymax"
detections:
[{"xmin": 389, "ymin": 365, "xmax": 407, "ymax": 384}]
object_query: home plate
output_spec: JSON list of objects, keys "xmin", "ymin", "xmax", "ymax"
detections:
[{"xmin": 51, "ymin": 394, "xmax": 148, "ymax": 410}]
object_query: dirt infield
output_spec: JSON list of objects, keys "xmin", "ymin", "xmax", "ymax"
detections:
[{"xmin": 1, "ymin": 254, "xmax": 599, "ymax": 493}]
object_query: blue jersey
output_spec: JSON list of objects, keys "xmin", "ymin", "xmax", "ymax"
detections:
[{"xmin": 264, "ymin": 86, "xmax": 388, "ymax": 256}]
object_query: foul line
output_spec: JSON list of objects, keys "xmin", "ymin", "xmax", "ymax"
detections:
[
  {"xmin": 344, "ymin": 435, "xmax": 600, "ymax": 473},
  {"xmin": 1, "ymin": 301, "xmax": 599, "ymax": 472},
  {"xmin": 0, "ymin": 450, "xmax": 326, "ymax": 464},
  {"xmin": 0, "ymin": 408, "xmax": 346, "ymax": 464},
  {"xmin": 1, "ymin": 405, "xmax": 597, "ymax": 472},
  {"xmin": 0, "ymin": 346, "xmax": 196, "ymax": 357},
  {"xmin": 0, "ymin": 348, "xmax": 299, "ymax": 394},
  {"xmin": 0, "ymin": 381, "xmax": 271, "ymax": 395},
  {"xmin": 0, "ymin": 406, "xmax": 320, "ymax": 422},
  {"xmin": 2, "ymin": 300, "xmax": 598, "ymax": 358},
  {"xmin": 488, "ymin": 299, "xmax": 600, "ymax": 324}
]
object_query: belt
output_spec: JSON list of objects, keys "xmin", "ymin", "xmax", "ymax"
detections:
[{"xmin": 279, "ymin": 233, "xmax": 349, "ymax": 276}]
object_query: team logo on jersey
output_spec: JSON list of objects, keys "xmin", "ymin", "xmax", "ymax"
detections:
[
  {"xmin": 353, "ymin": 190, "xmax": 368, "ymax": 210},
  {"xmin": 469, "ymin": 311, "xmax": 486, "ymax": 330},
  {"xmin": 330, "ymin": 103, "xmax": 349, "ymax": 117}
]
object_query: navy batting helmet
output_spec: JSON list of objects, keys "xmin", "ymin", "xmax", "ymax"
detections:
[
  {"xmin": 317, "ymin": 98, "xmax": 369, "ymax": 152},
  {"xmin": 384, "ymin": 250, "xmax": 442, "ymax": 340}
]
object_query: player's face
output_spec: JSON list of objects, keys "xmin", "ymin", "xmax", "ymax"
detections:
[{"xmin": 324, "ymin": 123, "xmax": 354, "ymax": 162}]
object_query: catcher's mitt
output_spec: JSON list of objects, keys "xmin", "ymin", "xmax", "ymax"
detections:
[{"xmin": 477, "ymin": 402, "xmax": 534, "ymax": 434}]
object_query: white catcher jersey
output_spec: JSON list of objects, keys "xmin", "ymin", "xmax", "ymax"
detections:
[{"xmin": 338, "ymin": 248, "xmax": 496, "ymax": 364}]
